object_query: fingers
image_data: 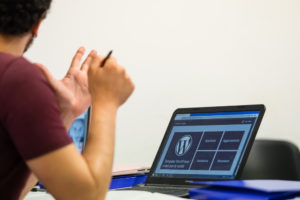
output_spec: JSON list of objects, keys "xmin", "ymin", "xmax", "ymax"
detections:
[
  {"xmin": 69, "ymin": 47, "xmax": 85, "ymax": 71},
  {"xmin": 89, "ymin": 51, "xmax": 102, "ymax": 71},
  {"xmin": 81, "ymin": 50, "xmax": 96, "ymax": 72}
]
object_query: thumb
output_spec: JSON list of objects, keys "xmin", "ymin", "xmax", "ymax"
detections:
[{"xmin": 34, "ymin": 63, "xmax": 59, "ymax": 89}]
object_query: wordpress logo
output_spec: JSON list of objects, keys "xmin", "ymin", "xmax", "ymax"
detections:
[{"xmin": 175, "ymin": 135, "xmax": 192, "ymax": 156}]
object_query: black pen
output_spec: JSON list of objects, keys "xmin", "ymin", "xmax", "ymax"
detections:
[{"xmin": 100, "ymin": 50, "xmax": 113, "ymax": 67}]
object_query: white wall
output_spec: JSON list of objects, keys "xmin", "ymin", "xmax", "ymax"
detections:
[{"xmin": 26, "ymin": 0, "xmax": 300, "ymax": 166}]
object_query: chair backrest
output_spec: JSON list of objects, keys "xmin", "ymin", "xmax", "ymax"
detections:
[{"xmin": 240, "ymin": 139, "xmax": 300, "ymax": 180}]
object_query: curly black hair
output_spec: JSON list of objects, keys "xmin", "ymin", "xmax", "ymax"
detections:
[{"xmin": 0, "ymin": 0, "xmax": 52, "ymax": 35}]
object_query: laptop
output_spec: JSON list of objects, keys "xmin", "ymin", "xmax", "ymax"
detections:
[
  {"xmin": 68, "ymin": 108, "xmax": 90, "ymax": 153},
  {"xmin": 117, "ymin": 104, "xmax": 266, "ymax": 197}
]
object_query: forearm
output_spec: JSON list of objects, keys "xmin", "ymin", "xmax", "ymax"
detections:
[{"xmin": 81, "ymin": 102, "xmax": 117, "ymax": 199}]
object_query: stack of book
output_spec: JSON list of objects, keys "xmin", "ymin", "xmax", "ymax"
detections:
[{"xmin": 189, "ymin": 180, "xmax": 300, "ymax": 200}]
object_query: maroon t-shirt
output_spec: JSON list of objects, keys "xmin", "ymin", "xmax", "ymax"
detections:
[{"xmin": 0, "ymin": 52, "xmax": 72, "ymax": 199}]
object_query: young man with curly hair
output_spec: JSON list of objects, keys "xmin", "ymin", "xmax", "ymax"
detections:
[{"xmin": 0, "ymin": 1, "xmax": 134, "ymax": 200}]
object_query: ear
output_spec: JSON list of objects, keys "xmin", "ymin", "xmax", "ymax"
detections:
[{"xmin": 32, "ymin": 13, "xmax": 46, "ymax": 37}]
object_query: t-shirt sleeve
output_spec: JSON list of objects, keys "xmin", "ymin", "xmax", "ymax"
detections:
[{"xmin": 0, "ymin": 57, "xmax": 72, "ymax": 160}]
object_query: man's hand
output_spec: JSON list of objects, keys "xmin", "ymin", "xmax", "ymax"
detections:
[
  {"xmin": 36, "ymin": 47, "xmax": 93, "ymax": 129},
  {"xmin": 88, "ymin": 51, "xmax": 135, "ymax": 108}
]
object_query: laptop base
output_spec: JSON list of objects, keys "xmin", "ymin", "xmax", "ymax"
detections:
[{"xmin": 117, "ymin": 184, "xmax": 200, "ymax": 198}]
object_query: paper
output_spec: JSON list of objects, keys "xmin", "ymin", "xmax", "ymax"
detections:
[{"xmin": 106, "ymin": 191, "xmax": 185, "ymax": 200}]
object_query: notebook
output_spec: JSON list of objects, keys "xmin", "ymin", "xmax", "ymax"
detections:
[
  {"xmin": 117, "ymin": 105, "xmax": 266, "ymax": 197},
  {"xmin": 189, "ymin": 180, "xmax": 300, "ymax": 199}
]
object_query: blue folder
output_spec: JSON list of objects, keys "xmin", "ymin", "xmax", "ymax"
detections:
[
  {"xmin": 109, "ymin": 174, "xmax": 148, "ymax": 190},
  {"xmin": 39, "ymin": 174, "xmax": 148, "ymax": 191},
  {"xmin": 189, "ymin": 180, "xmax": 300, "ymax": 200}
]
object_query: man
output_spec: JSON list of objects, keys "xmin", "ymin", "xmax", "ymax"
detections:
[{"xmin": 0, "ymin": 1, "xmax": 134, "ymax": 200}]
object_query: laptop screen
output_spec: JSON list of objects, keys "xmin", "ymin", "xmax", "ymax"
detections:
[
  {"xmin": 68, "ymin": 109, "xmax": 90, "ymax": 153},
  {"xmin": 151, "ymin": 109, "xmax": 262, "ymax": 180}
]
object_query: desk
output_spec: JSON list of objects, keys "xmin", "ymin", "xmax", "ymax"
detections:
[
  {"xmin": 25, "ymin": 174, "xmax": 186, "ymax": 200},
  {"xmin": 24, "ymin": 191, "xmax": 300, "ymax": 200},
  {"xmin": 25, "ymin": 178, "xmax": 300, "ymax": 200},
  {"xmin": 25, "ymin": 192, "xmax": 54, "ymax": 200},
  {"xmin": 25, "ymin": 191, "xmax": 186, "ymax": 200}
]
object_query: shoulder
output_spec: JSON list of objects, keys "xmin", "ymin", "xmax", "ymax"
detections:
[
  {"xmin": 0, "ymin": 55, "xmax": 55, "ymax": 111},
  {"xmin": 0, "ymin": 55, "xmax": 51, "ymax": 96},
  {"xmin": 0, "ymin": 55, "xmax": 72, "ymax": 160},
  {"xmin": 0, "ymin": 55, "xmax": 45, "ymax": 85}
]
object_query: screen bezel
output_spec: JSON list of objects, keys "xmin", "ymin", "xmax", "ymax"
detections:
[
  {"xmin": 145, "ymin": 104, "xmax": 266, "ymax": 186},
  {"xmin": 83, "ymin": 107, "xmax": 91, "ymax": 149}
]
